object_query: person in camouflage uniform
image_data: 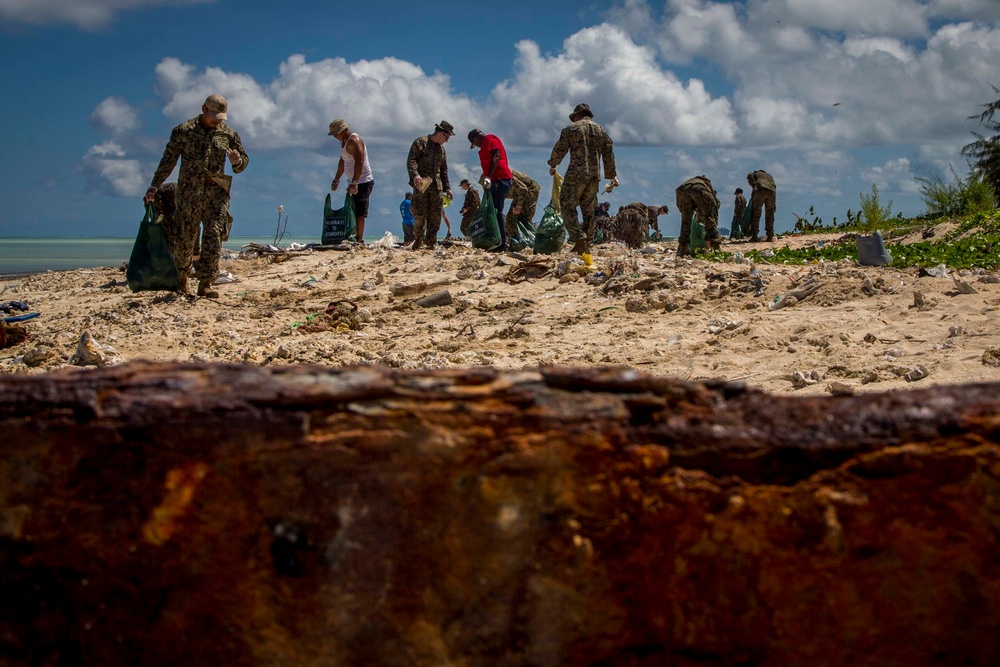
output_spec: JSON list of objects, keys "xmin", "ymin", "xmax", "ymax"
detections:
[
  {"xmin": 623, "ymin": 201, "xmax": 669, "ymax": 240},
  {"xmin": 151, "ymin": 181, "xmax": 180, "ymax": 253},
  {"xmin": 506, "ymin": 169, "xmax": 540, "ymax": 232},
  {"xmin": 548, "ymin": 103, "xmax": 618, "ymax": 254},
  {"xmin": 675, "ymin": 175, "xmax": 722, "ymax": 256},
  {"xmin": 145, "ymin": 94, "xmax": 248, "ymax": 297},
  {"xmin": 600, "ymin": 206, "xmax": 647, "ymax": 249},
  {"xmin": 732, "ymin": 188, "xmax": 747, "ymax": 239},
  {"xmin": 458, "ymin": 178, "xmax": 481, "ymax": 239},
  {"xmin": 746, "ymin": 170, "xmax": 776, "ymax": 242},
  {"xmin": 406, "ymin": 121, "xmax": 454, "ymax": 250}
]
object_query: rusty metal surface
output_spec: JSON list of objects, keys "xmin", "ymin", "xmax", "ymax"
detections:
[{"xmin": 1, "ymin": 363, "xmax": 999, "ymax": 666}]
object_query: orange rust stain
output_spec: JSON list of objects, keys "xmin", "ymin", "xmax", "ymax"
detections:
[{"xmin": 142, "ymin": 462, "xmax": 210, "ymax": 546}]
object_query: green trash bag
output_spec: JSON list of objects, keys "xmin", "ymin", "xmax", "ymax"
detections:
[
  {"xmin": 740, "ymin": 196, "xmax": 754, "ymax": 238},
  {"xmin": 730, "ymin": 209, "xmax": 743, "ymax": 240},
  {"xmin": 322, "ymin": 193, "xmax": 357, "ymax": 244},
  {"xmin": 689, "ymin": 212, "xmax": 706, "ymax": 252},
  {"xmin": 507, "ymin": 217, "xmax": 536, "ymax": 252},
  {"xmin": 126, "ymin": 203, "xmax": 181, "ymax": 293},
  {"xmin": 469, "ymin": 189, "xmax": 502, "ymax": 250},
  {"xmin": 533, "ymin": 205, "xmax": 567, "ymax": 255},
  {"xmin": 533, "ymin": 174, "xmax": 567, "ymax": 254}
]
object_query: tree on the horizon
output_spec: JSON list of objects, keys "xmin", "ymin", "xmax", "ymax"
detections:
[{"xmin": 961, "ymin": 84, "xmax": 1000, "ymax": 203}]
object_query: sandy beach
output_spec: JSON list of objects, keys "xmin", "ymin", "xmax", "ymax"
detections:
[{"xmin": 3, "ymin": 228, "xmax": 999, "ymax": 394}]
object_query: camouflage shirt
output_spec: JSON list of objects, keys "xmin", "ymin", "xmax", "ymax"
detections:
[
  {"xmin": 460, "ymin": 187, "xmax": 481, "ymax": 215},
  {"xmin": 624, "ymin": 202, "xmax": 665, "ymax": 231},
  {"xmin": 734, "ymin": 193, "xmax": 747, "ymax": 218},
  {"xmin": 150, "ymin": 117, "xmax": 249, "ymax": 190},
  {"xmin": 678, "ymin": 176, "xmax": 721, "ymax": 208},
  {"xmin": 407, "ymin": 135, "xmax": 451, "ymax": 192},
  {"xmin": 548, "ymin": 118, "xmax": 616, "ymax": 182},
  {"xmin": 748, "ymin": 170, "xmax": 776, "ymax": 191},
  {"xmin": 509, "ymin": 170, "xmax": 540, "ymax": 203}
]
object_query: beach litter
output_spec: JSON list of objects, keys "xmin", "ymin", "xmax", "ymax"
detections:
[
  {"xmin": 0, "ymin": 301, "xmax": 29, "ymax": 314},
  {"xmin": 0, "ymin": 323, "xmax": 27, "ymax": 349},
  {"xmin": 983, "ymin": 348, "xmax": 1000, "ymax": 368},
  {"xmin": 705, "ymin": 318, "xmax": 741, "ymax": 334},
  {"xmin": 791, "ymin": 370, "xmax": 824, "ymax": 388},
  {"xmin": 70, "ymin": 331, "xmax": 121, "ymax": 367},
  {"xmin": 951, "ymin": 275, "xmax": 979, "ymax": 294},
  {"xmin": 769, "ymin": 276, "xmax": 825, "ymax": 310},
  {"xmin": 904, "ymin": 365, "xmax": 930, "ymax": 382},
  {"xmin": 415, "ymin": 290, "xmax": 454, "ymax": 308},
  {"xmin": 505, "ymin": 259, "xmax": 553, "ymax": 284}
]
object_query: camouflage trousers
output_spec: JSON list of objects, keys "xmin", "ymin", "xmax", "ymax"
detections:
[
  {"xmin": 410, "ymin": 188, "xmax": 444, "ymax": 247},
  {"xmin": 675, "ymin": 187, "xmax": 721, "ymax": 253},
  {"xmin": 460, "ymin": 213, "xmax": 477, "ymax": 238},
  {"xmin": 749, "ymin": 188, "xmax": 776, "ymax": 238},
  {"xmin": 508, "ymin": 182, "xmax": 540, "ymax": 226},
  {"xmin": 603, "ymin": 208, "xmax": 647, "ymax": 249},
  {"xmin": 559, "ymin": 178, "xmax": 600, "ymax": 243},
  {"xmin": 174, "ymin": 183, "xmax": 229, "ymax": 282}
]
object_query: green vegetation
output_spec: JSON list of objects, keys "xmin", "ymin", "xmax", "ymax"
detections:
[
  {"xmin": 712, "ymin": 208, "xmax": 1000, "ymax": 271},
  {"xmin": 917, "ymin": 164, "xmax": 995, "ymax": 218},
  {"xmin": 962, "ymin": 83, "xmax": 1000, "ymax": 201},
  {"xmin": 858, "ymin": 183, "xmax": 893, "ymax": 232}
]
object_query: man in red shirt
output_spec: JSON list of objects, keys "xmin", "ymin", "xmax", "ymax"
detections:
[{"xmin": 468, "ymin": 129, "xmax": 513, "ymax": 252}]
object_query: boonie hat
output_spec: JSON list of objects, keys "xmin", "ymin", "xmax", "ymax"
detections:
[
  {"xmin": 204, "ymin": 94, "xmax": 228, "ymax": 120},
  {"xmin": 570, "ymin": 103, "xmax": 594, "ymax": 120},
  {"xmin": 435, "ymin": 120, "xmax": 456, "ymax": 136},
  {"xmin": 459, "ymin": 178, "xmax": 470, "ymax": 186},
  {"xmin": 328, "ymin": 118, "xmax": 349, "ymax": 136}
]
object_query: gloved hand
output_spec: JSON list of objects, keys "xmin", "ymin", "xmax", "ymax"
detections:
[{"xmin": 483, "ymin": 177, "xmax": 492, "ymax": 189}]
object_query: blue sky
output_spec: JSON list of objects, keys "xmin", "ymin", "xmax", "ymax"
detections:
[{"xmin": 1, "ymin": 0, "xmax": 999, "ymax": 240}]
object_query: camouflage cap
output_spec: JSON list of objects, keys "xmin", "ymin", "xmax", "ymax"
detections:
[
  {"xmin": 204, "ymin": 94, "xmax": 228, "ymax": 120},
  {"xmin": 434, "ymin": 120, "xmax": 456, "ymax": 136},
  {"xmin": 570, "ymin": 103, "xmax": 593, "ymax": 120},
  {"xmin": 459, "ymin": 178, "xmax": 471, "ymax": 186},
  {"xmin": 328, "ymin": 118, "xmax": 349, "ymax": 136}
]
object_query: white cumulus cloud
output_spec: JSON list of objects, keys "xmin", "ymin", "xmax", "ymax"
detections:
[
  {"xmin": 0, "ymin": 0, "xmax": 213, "ymax": 30},
  {"xmin": 81, "ymin": 141, "xmax": 145, "ymax": 196}
]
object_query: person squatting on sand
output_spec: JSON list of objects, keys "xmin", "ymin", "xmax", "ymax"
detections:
[
  {"xmin": 603, "ymin": 205, "xmax": 648, "ymax": 249},
  {"xmin": 406, "ymin": 121, "xmax": 454, "ymax": 250},
  {"xmin": 506, "ymin": 169, "xmax": 540, "ymax": 231},
  {"xmin": 145, "ymin": 94, "xmax": 249, "ymax": 298},
  {"xmin": 468, "ymin": 128, "xmax": 514, "ymax": 252},
  {"xmin": 675, "ymin": 175, "xmax": 722, "ymax": 256},
  {"xmin": 458, "ymin": 179, "xmax": 481, "ymax": 239},
  {"xmin": 329, "ymin": 118, "xmax": 375, "ymax": 244},
  {"xmin": 747, "ymin": 169, "xmax": 777, "ymax": 242},
  {"xmin": 548, "ymin": 103, "xmax": 618, "ymax": 255},
  {"xmin": 625, "ymin": 202, "xmax": 669, "ymax": 241}
]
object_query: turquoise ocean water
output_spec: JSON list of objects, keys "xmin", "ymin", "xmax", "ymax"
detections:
[{"xmin": 0, "ymin": 236, "xmax": 388, "ymax": 277}]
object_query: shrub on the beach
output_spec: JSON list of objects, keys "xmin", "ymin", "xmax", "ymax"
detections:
[
  {"xmin": 917, "ymin": 164, "xmax": 995, "ymax": 218},
  {"xmin": 858, "ymin": 183, "xmax": 894, "ymax": 232},
  {"xmin": 962, "ymin": 83, "xmax": 1000, "ymax": 200}
]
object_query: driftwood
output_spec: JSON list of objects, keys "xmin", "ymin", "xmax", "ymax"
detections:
[{"xmin": 1, "ymin": 363, "xmax": 999, "ymax": 666}]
